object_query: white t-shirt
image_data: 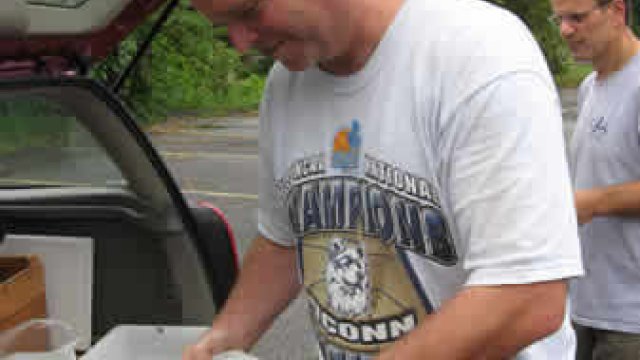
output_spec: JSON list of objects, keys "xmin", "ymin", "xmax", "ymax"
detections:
[
  {"xmin": 570, "ymin": 52, "xmax": 640, "ymax": 334},
  {"xmin": 258, "ymin": 0, "xmax": 584, "ymax": 358}
]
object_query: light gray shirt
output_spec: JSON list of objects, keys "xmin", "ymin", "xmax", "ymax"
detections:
[{"xmin": 571, "ymin": 52, "xmax": 640, "ymax": 333}]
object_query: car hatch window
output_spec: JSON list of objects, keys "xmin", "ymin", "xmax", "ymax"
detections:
[{"xmin": 0, "ymin": 93, "xmax": 125, "ymax": 188}]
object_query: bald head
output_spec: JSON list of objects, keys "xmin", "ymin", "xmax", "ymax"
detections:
[{"xmin": 191, "ymin": 0, "xmax": 404, "ymax": 74}]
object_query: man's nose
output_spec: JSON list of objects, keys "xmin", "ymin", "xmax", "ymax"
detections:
[
  {"xmin": 228, "ymin": 22, "xmax": 259, "ymax": 53},
  {"xmin": 559, "ymin": 20, "xmax": 576, "ymax": 38}
]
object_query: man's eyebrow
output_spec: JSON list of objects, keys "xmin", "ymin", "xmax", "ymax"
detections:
[
  {"xmin": 210, "ymin": 0, "xmax": 259, "ymax": 24},
  {"xmin": 229, "ymin": 0, "xmax": 261, "ymax": 17}
]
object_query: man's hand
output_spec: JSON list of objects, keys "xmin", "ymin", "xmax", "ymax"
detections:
[
  {"xmin": 575, "ymin": 189, "xmax": 603, "ymax": 225},
  {"xmin": 182, "ymin": 328, "xmax": 231, "ymax": 360},
  {"xmin": 574, "ymin": 182, "xmax": 640, "ymax": 224},
  {"xmin": 182, "ymin": 235, "xmax": 300, "ymax": 360}
]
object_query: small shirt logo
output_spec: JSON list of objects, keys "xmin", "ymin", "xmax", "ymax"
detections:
[
  {"xmin": 331, "ymin": 119, "xmax": 362, "ymax": 169},
  {"xmin": 591, "ymin": 116, "xmax": 608, "ymax": 135}
]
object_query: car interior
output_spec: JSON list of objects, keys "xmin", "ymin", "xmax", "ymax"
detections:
[
  {"xmin": 0, "ymin": 78, "xmax": 233, "ymax": 350},
  {"xmin": 0, "ymin": 0, "xmax": 239, "ymax": 355}
]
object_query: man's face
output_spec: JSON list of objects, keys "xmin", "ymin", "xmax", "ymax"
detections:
[
  {"xmin": 550, "ymin": 0, "xmax": 616, "ymax": 62},
  {"xmin": 192, "ymin": 0, "xmax": 349, "ymax": 71}
]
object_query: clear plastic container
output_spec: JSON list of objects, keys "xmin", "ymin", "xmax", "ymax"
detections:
[{"xmin": 0, "ymin": 319, "xmax": 77, "ymax": 360}]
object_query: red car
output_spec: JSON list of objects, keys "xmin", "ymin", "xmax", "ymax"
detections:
[{"xmin": 0, "ymin": 0, "xmax": 239, "ymax": 353}]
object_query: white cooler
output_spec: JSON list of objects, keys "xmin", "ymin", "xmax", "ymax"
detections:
[
  {"xmin": 80, "ymin": 325, "xmax": 208, "ymax": 360},
  {"xmin": 80, "ymin": 325, "xmax": 260, "ymax": 360}
]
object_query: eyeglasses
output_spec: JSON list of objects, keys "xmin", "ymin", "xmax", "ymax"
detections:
[{"xmin": 548, "ymin": 1, "xmax": 613, "ymax": 27}]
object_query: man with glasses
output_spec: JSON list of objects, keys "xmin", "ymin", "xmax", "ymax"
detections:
[
  {"xmin": 550, "ymin": 0, "xmax": 640, "ymax": 359},
  {"xmin": 548, "ymin": 0, "xmax": 614, "ymax": 28},
  {"xmin": 183, "ymin": 0, "xmax": 584, "ymax": 358}
]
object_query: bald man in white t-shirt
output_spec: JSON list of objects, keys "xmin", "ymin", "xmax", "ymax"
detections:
[{"xmin": 184, "ymin": 0, "xmax": 584, "ymax": 359}]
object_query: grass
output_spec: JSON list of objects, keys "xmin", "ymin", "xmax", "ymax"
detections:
[
  {"xmin": 0, "ymin": 116, "xmax": 73, "ymax": 155},
  {"xmin": 554, "ymin": 61, "xmax": 593, "ymax": 88}
]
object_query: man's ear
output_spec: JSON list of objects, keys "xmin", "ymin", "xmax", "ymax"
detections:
[{"xmin": 610, "ymin": 0, "xmax": 628, "ymax": 27}]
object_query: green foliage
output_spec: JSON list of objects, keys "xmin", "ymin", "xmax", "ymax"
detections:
[
  {"xmin": 92, "ymin": 2, "xmax": 266, "ymax": 123},
  {"xmin": 93, "ymin": 0, "xmax": 597, "ymax": 124},
  {"xmin": 554, "ymin": 61, "xmax": 593, "ymax": 88},
  {"xmin": 487, "ymin": 0, "xmax": 570, "ymax": 75},
  {"xmin": 0, "ymin": 96, "xmax": 72, "ymax": 154},
  {"xmin": 630, "ymin": 0, "xmax": 640, "ymax": 35}
]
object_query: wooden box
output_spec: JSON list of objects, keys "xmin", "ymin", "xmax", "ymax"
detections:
[{"xmin": 0, "ymin": 255, "xmax": 47, "ymax": 332}]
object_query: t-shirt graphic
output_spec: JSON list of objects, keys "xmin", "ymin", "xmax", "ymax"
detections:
[
  {"xmin": 282, "ymin": 153, "xmax": 457, "ymax": 359},
  {"xmin": 332, "ymin": 119, "xmax": 362, "ymax": 169}
]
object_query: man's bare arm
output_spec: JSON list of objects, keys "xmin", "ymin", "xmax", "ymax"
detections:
[
  {"xmin": 183, "ymin": 235, "xmax": 301, "ymax": 360},
  {"xmin": 376, "ymin": 280, "xmax": 567, "ymax": 359},
  {"xmin": 576, "ymin": 181, "xmax": 640, "ymax": 224}
]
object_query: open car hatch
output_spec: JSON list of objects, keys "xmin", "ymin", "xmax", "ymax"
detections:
[
  {"xmin": 0, "ymin": 0, "xmax": 239, "ymax": 352},
  {"xmin": 0, "ymin": 0, "xmax": 172, "ymax": 77}
]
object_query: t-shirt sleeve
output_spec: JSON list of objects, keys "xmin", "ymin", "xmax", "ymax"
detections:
[
  {"xmin": 257, "ymin": 68, "xmax": 297, "ymax": 247},
  {"xmin": 441, "ymin": 72, "xmax": 584, "ymax": 286}
]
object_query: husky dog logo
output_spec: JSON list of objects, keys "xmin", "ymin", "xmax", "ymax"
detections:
[{"xmin": 325, "ymin": 237, "xmax": 370, "ymax": 318}]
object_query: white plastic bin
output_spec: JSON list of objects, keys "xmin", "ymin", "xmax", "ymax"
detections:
[{"xmin": 80, "ymin": 325, "xmax": 209, "ymax": 360}]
